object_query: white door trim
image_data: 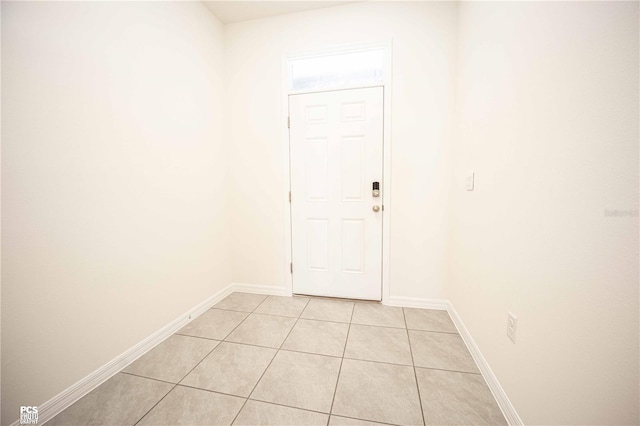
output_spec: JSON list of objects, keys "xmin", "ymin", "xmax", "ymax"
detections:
[{"xmin": 281, "ymin": 40, "xmax": 393, "ymax": 302}]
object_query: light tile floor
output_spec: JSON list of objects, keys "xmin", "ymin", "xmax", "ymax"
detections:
[{"xmin": 47, "ymin": 293, "xmax": 507, "ymax": 426}]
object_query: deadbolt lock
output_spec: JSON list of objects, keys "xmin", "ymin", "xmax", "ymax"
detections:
[{"xmin": 372, "ymin": 181, "xmax": 380, "ymax": 197}]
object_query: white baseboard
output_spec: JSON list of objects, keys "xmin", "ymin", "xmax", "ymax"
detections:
[
  {"xmin": 384, "ymin": 295, "xmax": 450, "ymax": 310},
  {"xmin": 231, "ymin": 282, "xmax": 291, "ymax": 297},
  {"xmin": 15, "ymin": 283, "xmax": 235, "ymax": 426},
  {"xmin": 447, "ymin": 303, "xmax": 524, "ymax": 426}
]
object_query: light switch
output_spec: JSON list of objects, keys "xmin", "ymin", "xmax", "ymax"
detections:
[{"xmin": 466, "ymin": 171, "xmax": 474, "ymax": 191}]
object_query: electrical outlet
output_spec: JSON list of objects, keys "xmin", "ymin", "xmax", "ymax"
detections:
[{"xmin": 507, "ymin": 312, "xmax": 517, "ymax": 343}]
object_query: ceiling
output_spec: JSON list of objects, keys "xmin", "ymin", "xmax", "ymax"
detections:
[{"xmin": 202, "ymin": 1, "xmax": 358, "ymax": 24}]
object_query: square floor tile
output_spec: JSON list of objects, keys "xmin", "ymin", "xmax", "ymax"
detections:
[
  {"xmin": 234, "ymin": 400, "xmax": 328, "ymax": 425},
  {"xmin": 344, "ymin": 324, "xmax": 412, "ymax": 365},
  {"xmin": 404, "ymin": 308, "xmax": 457, "ymax": 333},
  {"xmin": 251, "ymin": 350, "xmax": 342, "ymax": 413},
  {"xmin": 332, "ymin": 359, "xmax": 423, "ymax": 425},
  {"xmin": 178, "ymin": 309, "xmax": 248, "ymax": 340},
  {"xmin": 225, "ymin": 313, "xmax": 296, "ymax": 348},
  {"xmin": 329, "ymin": 416, "xmax": 389, "ymax": 426},
  {"xmin": 351, "ymin": 303, "xmax": 405, "ymax": 328},
  {"xmin": 254, "ymin": 295, "xmax": 309, "ymax": 317},
  {"xmin": 47, "ymin": 373, "xmax": 172, "ymax": 426},
  {"xmin": 409, "ymin": 330, "xmax": 479, "ymax": 373},
  {"xmin": 282, "ymin": 319, "xmax": 349, "ymax": 357},
  {"xmin": 416, "ymin": 368, "xmax": 506, "ymax": 425},
  {"xmin": 181, "ymin": 342, "xmax": 276, "ymax": 397},
  {"xmin": 138, "ymin": 385, "xmax": 245, "ymax": 426},
  {"xmin": 215, "ymin": 292, "xmax": 268, "ymax": 312},
  {"xmin": 123, "ymin": 335, "xmax": 218, "ymax": 383},
  {"xmin": 300, "ymin": 298, "xmax": 354, "ymax": 323}
]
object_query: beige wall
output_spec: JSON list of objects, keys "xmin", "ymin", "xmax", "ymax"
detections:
[
  {"xmin": 449, "ymin": 2, "xmax": 639, "ymax": 424},
  {"xmin": 1, "ymin": 2, "xmax": 229, "ymax": 424},
  {"xmin": 225, "ymin": 1, "xmax": 458, "ymax": 300}
]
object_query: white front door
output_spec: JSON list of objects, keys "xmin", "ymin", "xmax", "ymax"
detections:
[{"xmin": 289, "ymin": 86, "xmax": 383, "ymax": 300}]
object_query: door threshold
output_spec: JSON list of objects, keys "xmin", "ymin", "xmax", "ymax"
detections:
[{"xmin": 292, "ymin": 292, "xmax": 382, "ymax": 303}]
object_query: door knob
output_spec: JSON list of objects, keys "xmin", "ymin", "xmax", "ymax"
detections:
[{"xmin": 372, "ymin": 205, "xmax": 381, "ymax": 212}]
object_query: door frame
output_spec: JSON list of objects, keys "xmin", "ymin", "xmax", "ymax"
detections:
[{"xmin": 281, "ymin": 40, "xmax": 393, "ymax": 303}]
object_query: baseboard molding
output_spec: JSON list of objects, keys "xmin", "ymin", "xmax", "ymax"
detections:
[
  {"xmin": 447, "ymin": 303, "xmax": 524, "ymax": 426},
  {"xmin": 231, "ymin": 282, "xmax": 291, "ymax": 297},
  {"xmin": 14, "ymin": 283, "xmax": 235, "ymax": 426},
  {"xmin": 384, "ymin": 295, "xmax": 450, "ymax": 310}
]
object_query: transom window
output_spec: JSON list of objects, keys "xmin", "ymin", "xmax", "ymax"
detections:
[{"xmin": 288, "ymin": 48, "xmax": 385, "ymax": 92}]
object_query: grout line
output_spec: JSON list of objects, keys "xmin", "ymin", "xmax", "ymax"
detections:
[
  {"xmin": 349, "ymin": 321, "xmax": 406, "ymax": 330},
  {"xmin": 120, "ymin": 371, "xmax": 177, "ymax": 386},
  {"xmin": 341, "ymin": 356, "xmax": 412, "ymax": 368},
  {"xmin": 236, "ymin": 311, "xmax": 302, "ymax": 320},
  {"xmin": 206, "ymin": 307, "xmax": 257, "ymax": 314},
  {"xmin": 247, "ymin": 397, "xmax": 330, "ymax": 415},
  {"xmin": 275, "ymin": 298, "xmax": 311, "ymax": 351},
  {"xmin": 215, "ymin": 311, "xmax": 253, "ymax": 342},
  {"xmin": 413, "ymin": 365, "xmax": 483, "ymax": 376},
  {"xmin": 175, "ymin": 383, "xmax": 249, "ymax": 400},
  {"xmin": 407, "ymin": 328, "xmax": 460, "ymax": 335},
  {"xmin": 297, "ymin": 316, "xmax": 352, "ymax": 326},
  {"xmin": 326, "ymin": 301, "xmax": 355, "ymax": 425},
  {"xmin": 213, "ymin": 339, "xmax": 280, "ymax": 351},
  {"xmin": 327, "ymin": 413, "xmax": 401, "ymax": 426},
  {"xmin": 230, "ymin": 296, "xmax": 312, "ymax": 425},
  {"xmin": 403, "ymin": 307, "xmax": 426, "ymax": 426},
  {"xmin": 131, "ymin": 383, "xmax": 177, "ymax": 426},
  {"xmin": 252, "ymin": 294, "xmax": 272, "ymax": 312},
  {"xmin": 244, "ymin": 398, "xmax": 403, "ymax": 426},
  {"xmin": 173, "ymin": 333, "xmax": 222, "ymax": 342},
  {"xmin": 279, "ymin": 348, "xmax": 342, "ymax": 360},
  {"xmin": 276, "ymin": 298, "xmax": 311, "ymax": 352},
  {"xmin": 249, "ymin": 295, "xmax": 267, "ymax": 312}
]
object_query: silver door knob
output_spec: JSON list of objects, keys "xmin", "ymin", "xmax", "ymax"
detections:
[{"xmin": 372, "ymin": 205, "xmax": 381, "ymax": 212}]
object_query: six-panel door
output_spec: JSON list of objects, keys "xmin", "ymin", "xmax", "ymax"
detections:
[{"xmin": 289, "ymin": 87, "xmax": 383, "ymax": 300}]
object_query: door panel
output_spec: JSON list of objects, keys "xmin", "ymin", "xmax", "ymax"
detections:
[
  {"xmin": 305, "ymin": 137, "xmax": 328, "ymax": 200},
  {"xmin": 341, "ymin": 136, "xmax": 365, "ymax": 201},
  {"xmin": 290, "ymin": 87, "xmax": 383, "ymax": 300},
  {"xmin": 341, "ymin": 219, "xmax": 365, "ymax": 273},
  {"xmin": 306, "ymin": 219, "xmax": 329, "ymax": 271}
]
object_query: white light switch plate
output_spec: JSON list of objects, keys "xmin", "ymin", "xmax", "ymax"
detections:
[{"xmin": 466, "ymin": 171, "xmax": 474, "ymax": 191}]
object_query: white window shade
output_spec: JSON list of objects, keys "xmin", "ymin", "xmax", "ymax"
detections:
[{"xmin": 289, "ymin": 49, "xmax": 384, "ymax": 91}]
